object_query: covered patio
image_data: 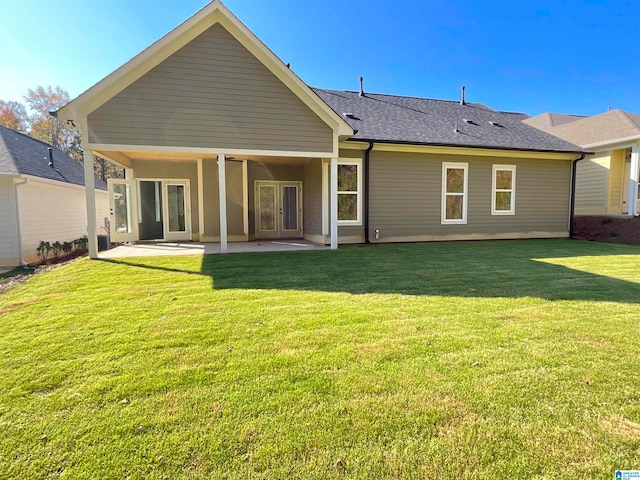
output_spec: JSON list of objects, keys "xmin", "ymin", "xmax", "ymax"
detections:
[{"xmin": 98, "ymin": 239, "xmax": 326, "ymax": 259}]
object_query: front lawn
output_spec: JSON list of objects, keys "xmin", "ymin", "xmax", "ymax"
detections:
[{"xmin": 1, "ymin": 239, "xmax": 639, "ymax": 479}]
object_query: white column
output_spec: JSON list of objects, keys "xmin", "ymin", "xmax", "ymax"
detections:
[
  {"xmin": 197, "ymin": 158, "xmax": 204, "ymax": 241},
  {"xmin": 83, "ymin": 149, "xmax": 98, "ymax": 259},
  {"xmin": 218, "ymin": 154, "xmax": 228, "ymax": 253},
  {"xmin": 242, "ymin": 160, "xmax": 249, "ymax": 237},
  {"xmin": 330, "ymin": 157, "xmax": 338, "ymax": 250},
  {"xmin": 629, "ymin": 145, "xmax": 639, "ymax": 216}
]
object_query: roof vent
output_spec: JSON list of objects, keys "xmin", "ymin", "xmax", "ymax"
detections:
[
  {"xmin": 454, "ymin": 123, "xmax": 460, "ymax": 134},
  {"xmin": 47, "ymin": 147, "xmax": 54, "ymax": 168},
  {"xmin": 463, "ymin": 118, "xmax": 475, "ymax": 125},
  {"xmin": 460, "ymin": 85, "xmax": 466, "ymax": 105},
  {"xmin": 359, "ymin": 76, "xmax": 364, "ymax": 97},
  {"xmin": 489, "ymin": 121, "xmax": 502, "ymax": 127},
  {"xmin": 343, "ymin": 112, "xmax": 356, "ymax": 119}
]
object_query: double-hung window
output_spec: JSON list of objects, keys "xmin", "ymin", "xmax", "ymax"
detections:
[
  {"xmin": 441, "ymin": 162, "xmax": 468, "ymax": 224},
  {"xmin": 337, "ymin": 159, "xmax": 362, "ymax": 225},
  {"xmin": 492, "ymin": 165, "xmax": 516, "ymax": 215}
]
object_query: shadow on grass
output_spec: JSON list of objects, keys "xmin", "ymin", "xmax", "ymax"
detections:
[{"xmin": 99, "ymin": 239, "xmax": 640, "ymax": 303}]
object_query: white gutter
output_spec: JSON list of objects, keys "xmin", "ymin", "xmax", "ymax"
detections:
[{"xmin": 13, "ymin": 177, "xmax": 28, "ymax": 266}]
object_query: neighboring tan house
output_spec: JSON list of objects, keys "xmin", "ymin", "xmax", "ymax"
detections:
[
  {"xmin": 0, "ymin": 126, "xmax": 108, "ymax": 267},
  {"xmin": 55, "ymin": 0, "xmax": 585, "ymax": 258},
  {"xmin": 524, "ymin": 110, "xmax": 640, "ymax": 216}
]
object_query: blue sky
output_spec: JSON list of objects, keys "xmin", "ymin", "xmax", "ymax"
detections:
[{"xmin": 0, "ymin": 0, "xmax": 637, "ymax": 116}]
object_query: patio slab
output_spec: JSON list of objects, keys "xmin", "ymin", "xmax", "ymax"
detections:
[{"xmin": 98, "ymin": 240, "xmax": 326, "ymax": 259}]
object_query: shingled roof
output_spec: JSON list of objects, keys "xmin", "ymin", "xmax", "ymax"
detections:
[
  {"xmin": 524, "ymin": 109, "xmax": 640, "ymax": 147},
  {"xmin": 312, "ymin": 88, "xmax": 585, "ymax": 154},
  {"xmin": 0, "ymin": 125, "xmax": 107, "ymax": 190}
]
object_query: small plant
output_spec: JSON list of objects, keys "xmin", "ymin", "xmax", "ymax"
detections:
[
  {"xmin": 36, "ymin": 241, "xmax": 52, "ymax": 263},
  {"xmin": 51, "ymin": 241, "xmax": 63, "ymax": 259},
  {"xmin": 62, "ymin": 242, "xmax": 74, "ymax": 256},
  {"xmin": 76, "ymin": 235, "xmax": 88, "ymax": 253}
]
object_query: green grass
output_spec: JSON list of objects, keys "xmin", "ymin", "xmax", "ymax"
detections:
[{"xmin": 1, "ymin": 239, "xmax": 639, "ymax": 479}]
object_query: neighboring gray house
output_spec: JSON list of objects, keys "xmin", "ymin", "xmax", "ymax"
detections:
[
  {"xmin": 55, "ymin": 0, "xmax": 585, "ymax": 258},
  {"xmin": 0, "ymin": 126, "xmax": 108, "ymax": 267}
]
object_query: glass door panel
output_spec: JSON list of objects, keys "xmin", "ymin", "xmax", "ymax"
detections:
[
  {"xmin": 282, "ymin": 185, "xmax": 298, "ymax": 231},
  {"xmin": 162, "ymin": 181, "xmax": 191, "ymax": 241},
  {"xmin": 108, "ymin": 179, "xmax": 138, "ymax": 243},
  {"xmin": 167, "ymin": 184, "xmax": 186, "ymax": 232}
]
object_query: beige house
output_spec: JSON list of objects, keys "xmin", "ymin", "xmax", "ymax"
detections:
[
  {"xmin": 524, "ymin": 110, "xmax": 640, "ymax": 216},
  {"xmin": 56, "ymin": 1, "xmax": 585, "ymax": 259},
  {"xmin": 0, "ymin": 126, "xmax": 108, "ymax": 267}
]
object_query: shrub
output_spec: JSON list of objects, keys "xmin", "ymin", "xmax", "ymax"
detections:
[
  {"xmin": 51, "ymin": 241, "xmax": 63, "ymax": 259},
  {"xmin": 36, "ymin": 241, "xmax": 52, "ymax": 263}
]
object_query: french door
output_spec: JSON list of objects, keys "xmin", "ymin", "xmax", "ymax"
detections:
[
  {"xmin": 108, "ymin": 178, "xmax": 191, "ymax": 242},
  {"xmin": 255, "ymin": 181, "xmax": 302, "ymax": 239}
]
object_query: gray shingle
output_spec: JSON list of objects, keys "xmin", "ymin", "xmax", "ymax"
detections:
[
  {"xmin": 0, "ymin": 125, "xmax": 107, "ymax": 190},
  {"xmin": 312, "ymin": 88, "xmax": 585, "ymax": 153}
]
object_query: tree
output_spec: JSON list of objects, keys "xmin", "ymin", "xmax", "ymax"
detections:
[
  {"xmin": 23, "ymin": 85, "xmax": 75, "ymax": 153},
  {"xmin": 0, "ymin": 100, "xmax": 28, "ymax": 131}
]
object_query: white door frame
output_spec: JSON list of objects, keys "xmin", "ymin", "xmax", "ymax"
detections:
[
  {"xmin": 162, "ymin": 180, "xmax": 192, "ymax": 241},
  {"xmin": 108, "ymin": 178, "xmax": 139, "ymax": 243},
  {"xmin": 255, "ymin": 180, "xmax": 303, "ymax": 239}
]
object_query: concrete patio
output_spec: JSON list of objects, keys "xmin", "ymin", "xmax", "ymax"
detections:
[{"xmin": 98, "ymin": 240, "xmax": 326, "ymax": 259}]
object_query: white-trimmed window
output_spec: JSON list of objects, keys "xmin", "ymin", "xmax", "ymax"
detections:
[
  {"xmin": 337, "ymin": 159, "xmax": 362, "ymax": 225},
  {"xmin": 492, "ymin": 165, "xmax": 516, "ymax": 215},
  {"xmin": 441, "ymin": 162, "xmax": 468, "ymax": 224}
]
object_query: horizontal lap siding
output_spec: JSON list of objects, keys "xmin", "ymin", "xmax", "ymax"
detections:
[
  {"xmin": 303, "ymin": 160, "xmax": 323, "ymax": 238},
  {"xmin": 0, "ymin": 179, "xmax": 19, "ymax": 267},
  {"xmin": 88, "ymin": 24, "xmax": 333, "ymax": 152},
  {"xmin": 608, "ymin": 150, "xmax": 624, "ymax": 214},
  {"xmin": 575, "ymin": 153, "xmax": 609, "ymax": 215},
  {"xmin": 201, "ymin": 160, "xmax": 244, "ymax": 238},
  {"xmin": 369, "ymin": 151, "xmax": 571, "ymax": 240},
  {"xmin": 17, "ymin": 180, "xmax": 109, "ymax": 264}
]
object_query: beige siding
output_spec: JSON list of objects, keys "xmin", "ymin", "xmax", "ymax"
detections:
[
  {"xmin": 0, "ymin": 178, "xmax": 19, "ymax": 267},
  {"xmin": 247, "ymin": 162, "xmax": 304, "ymax": 236},
  {"xmin": 201, "ymin": 159, "xmax": 244, "ymax": 239},
  {"xmin": 575, "ymin": 153, "xmax": 609, "ymax": 215},
  {"xmin": 132, "ymin": 160, "xmax": 200, "ymax": 236},
  {"xmin": 17, "ymin": 179, "xmax": 109, "ymax": 264},
  {"xmin": 608, "ymin": 149, "xmax": 625, "ymax": 214},
  {"xmin": 88, "ymin": 24, "xmax": 333, "ymax": 153},
  {"xmin": 303, "ymin": 159, "xmax": 323, "ymax": 239},
  {"xmin": 369, "ymin": 151, "xmax": 571, "ymax": 242}
]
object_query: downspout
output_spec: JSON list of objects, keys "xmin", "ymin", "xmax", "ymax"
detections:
[
  {"xmin": 569, "ymin": 153, "xmax": 586, "ymax": 239},
  {"xmin": 363, "ymin": 141, "xmax": 374, "ymax": 243},
  {"xmin": 13, "ymin": 177, "xmax": 29, "ymax": 266}
]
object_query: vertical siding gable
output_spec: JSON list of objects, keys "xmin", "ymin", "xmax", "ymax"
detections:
[{"xmin": 88, "ymin": 24, "xmax": 333, "ymax": 152}]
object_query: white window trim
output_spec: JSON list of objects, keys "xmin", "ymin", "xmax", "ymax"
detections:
[
  {"xmin": 337, "ymin": 158, "xmax": 362, "ymax": 226},
  {"xmin": 441, "ymin": 162, "xmax": 468, "ymax": 224},
  {"xmin": 491, "ymin": 164, "xmax": 516, "ymax": 215}
]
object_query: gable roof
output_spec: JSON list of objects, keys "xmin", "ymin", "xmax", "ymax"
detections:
[
  {"xmin": 523, "ymin": 109, "xmax": 640, "ymax": 147},
  {"xmin": 0, "ymin": 126, "xmax": 107, "ymax": 190},
  {"xmin": 524, "ymin": 112, "xmax": 586, "ymax": 130},
  {"xmin": 56, "ymin": 0, "xmax": 352, "ymax": 138},
  {"xmin": 313, "ymin": 89, "xmax": 585, "ymax": 153}
]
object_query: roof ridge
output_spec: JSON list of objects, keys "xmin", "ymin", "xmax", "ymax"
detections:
[
  {"xmin": 311, "ymin": 87, "xmax": 491, "ymax": 108},
  {"xmin": 618, "ymin": 109, "xmax": 640, "ymax": 133},
  {"xmin": 0, "ymin": 124, "xmax": 69, "ymax": 155}
]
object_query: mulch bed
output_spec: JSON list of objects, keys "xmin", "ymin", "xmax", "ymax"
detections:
[{"xmin": 572, "ymin": 215, "xmax": 640, "ymax": 245}]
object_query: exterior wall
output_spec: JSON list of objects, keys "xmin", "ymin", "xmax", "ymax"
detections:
[
  {"xmin": 201, "ymin": 159, "xmax": 244, "ymax": 240},
  {"xmin": 303, "ymin": 159, "xmax": 323, "ymax": 241},
  {"xmin": 88, "ymin": 24, "xmax": 333, "ymax": 153},
  {"xmin": 368, "ymin": 151, "xmax": 571, "ymax": 242},
  {"xmin": 608, "ymin": 149, "xmax": 626, "ymax": 214},
  {"xmin": 574, "ymin": 152, "xmax": 610, "ymax": 215},
  {"xmin": 0, "ymin": 177, "xmax": 20, "ymax": 267},
  {"xmin": 131, "ymin": 159, "xmax": 200, "ymax": 237},
  {"xmin": 17, "ymin": 178, "xmax": 109, "ymax": 264},
  {"xmin": 247, "ymin": 162, "xmax": 304, "ymax": 237}
]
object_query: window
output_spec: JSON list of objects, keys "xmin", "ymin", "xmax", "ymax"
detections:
[
  {"xmin": 337, "ymin": 159, "xmax": 362, "ymax": 225},
  {"xmin": 492, "ymin": 165, "xmax": 516, "ymax": 215},
  {"xmin": 441, "ymin": 162, "xmax": 468, "ymax": 224}
]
